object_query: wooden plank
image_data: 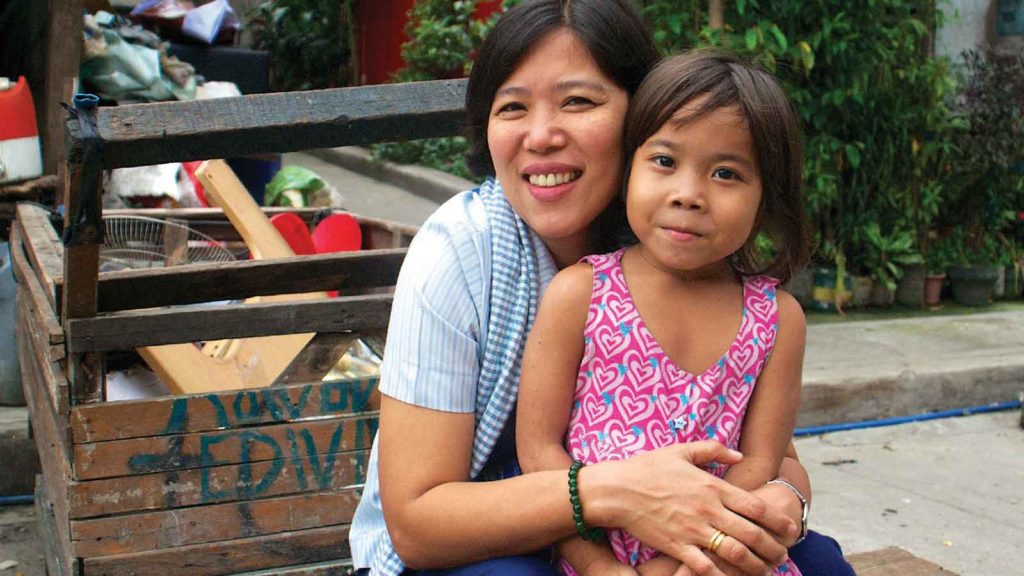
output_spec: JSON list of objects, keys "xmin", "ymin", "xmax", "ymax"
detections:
[
  {"xmin": 71, "ymin": 490, "xmax": 359, "ymax": 557},
  {"xmin": 101, "ymin": 207, "xmax": 417, "ymax": 247},
  {"xmin": 69, "ymin": 449, "xmax": 369, "ymax": 518},
  {"xmin": 35, "ymin": 476, "xmax": 79, "ymax": 576},
  {"xmin": 275, "ymin": 333, "xmax": 359, "ymax": 386},
  {"xmin": 232, "ymin": 559, "xmax": 354, "ymax": 576},
  {"xmin": 43, "ymin": 0, "xmax": 83, "ymax": 175},
  {"xmin": 847, "ymin": 547, "xmax": 959, "ymax": 575},
  {"xmin": 73, "ymin": 413, "xmax": 377, "ymax": 480},
  {"xmin": 10, "ymin": 223, "xmax": 66, "ymax": 360},
  {"xmin": 66, "ymin": 294, "xmax": 393, "ymax": 352},
  {"xmin": 15, "ymin": 287, "xmax": 69, "ymax": 417},
  {"xmin": 94, "ymin": 249, "xmax": 404, "ymax": 313},
  {"xmin": 81, "ymin": 524, "xmax": 352, "ymax": 576},
  {"xmin": 70, "ymin": 377, "xmax": 379, "ymax": 443},
  {"xmin": 17, "ymin": 313, "xmax": 76, "ymax": 571},
  {"xmin": 70, "ymin": 78, "xmax": 467, "ymax": 169},
  {"xmin": 15, "ymin": 202, "xmax": 65, "ymax": 311}
]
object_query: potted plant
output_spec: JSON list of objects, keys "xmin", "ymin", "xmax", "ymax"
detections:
[
  {"xmin": 942, "ymin": 48, "xmax": 1024, "ymax": 305},
  {"xmin": 923, "ymin": 232, "xmax": 957, "ymax": 306},
  {"xmin": 861, "ymin": 223, "xmax": 923, "ymax": 307}
]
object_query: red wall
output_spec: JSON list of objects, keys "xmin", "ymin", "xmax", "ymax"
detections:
[{"xmin": 357, "ymin": 0, "xmax": 505, "ymax": 86}]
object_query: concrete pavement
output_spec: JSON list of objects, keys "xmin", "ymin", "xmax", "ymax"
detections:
[{"xmin": 1, "ymin": 150, "xmax": 1022, "ymax": 574}]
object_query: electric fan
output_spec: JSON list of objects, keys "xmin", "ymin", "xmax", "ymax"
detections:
[{"xmin": 100, "ymin": 215, "xmax": 235, "ymax": 271}]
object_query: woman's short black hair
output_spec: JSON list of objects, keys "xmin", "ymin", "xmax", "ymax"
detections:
[
  {"xmin": 624, "ymin": 49, "xmax": 810, "ymax": 283},
  {"xmin": 465, "ymin": 0, "xmax": 658, "ymax": 178}
]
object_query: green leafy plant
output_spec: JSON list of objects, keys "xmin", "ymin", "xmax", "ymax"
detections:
[
  {"xmin": 861, "ymin": 223, "xmax": 924, "ymax": 291},
  {"xmin": 941, "ymin": 48, "xmax": 1024, "ymax": 261},
  {"xmin": 248, "ymin": 0, "xmax": 354, "ymax": 91}
]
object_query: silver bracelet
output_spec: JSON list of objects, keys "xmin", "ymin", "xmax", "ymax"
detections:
[{"xmin": 766, "ymin": 479, "xmax": 809, "ymax": 545}]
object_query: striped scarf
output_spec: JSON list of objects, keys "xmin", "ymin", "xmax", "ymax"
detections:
[{"xmin": 471, "ymin": 177, "xmax": 541, "ymax": 478}]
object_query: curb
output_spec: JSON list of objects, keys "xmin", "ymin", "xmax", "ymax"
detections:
[
  {"xmin": 305, "ymin": 147, "xmax": 475, "ymax": 206},
  {"xmin": 797, "ymin": 364, "xmax": 1024, "ymax": 428}
]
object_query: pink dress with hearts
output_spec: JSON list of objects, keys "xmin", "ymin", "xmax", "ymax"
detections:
[{"xmin": 560, "ymin": 249, "xmax": 800, "ymax": 576}]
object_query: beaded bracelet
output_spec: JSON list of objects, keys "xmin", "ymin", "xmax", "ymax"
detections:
[{"xmin": 568, "ymin": 460, "xmax": 604, "ymax": 542}]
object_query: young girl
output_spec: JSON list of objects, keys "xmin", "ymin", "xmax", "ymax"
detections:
[{"xmin": 516, "ymin": 50, "xmax": 810, "ymax": 576}]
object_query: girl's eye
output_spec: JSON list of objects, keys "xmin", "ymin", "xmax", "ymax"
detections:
[
  {"xmin": 653, "ymin": 155, "xmax": 675, "ymax": 169},
  {"xmin": 712, "ymin": 167, "xmax": 740, "ymax": 180}
]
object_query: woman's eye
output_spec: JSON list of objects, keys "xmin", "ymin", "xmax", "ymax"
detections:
[
  {"xmin": 564, "ymin": 96, "xmax": 595, "ymax": 108},
  {"xmin": 713, "ymin": 167, "xmax": 739, "ymax": 180},
  {"xmin": 495, "ymin": 102, "xmax": 525, "ymax": 116},
  {"xmin": 653, "ymin": 155, "xmax": 675, "ymax": 169}
]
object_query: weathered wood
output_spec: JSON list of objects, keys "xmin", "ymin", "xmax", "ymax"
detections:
[
  {"xmin": 10, "ymin": 223, "xmax": 65, "ymax": 360},
  {"xmin": 18, "ymin": 315, "xmax": 76, "ymax": 571},
  {"xmin": 15, "ymin": 203, "xmax": 65, "ymax": 311},
  {"xmin": 70, "ymin": 449, "xmax": 368, "ymax": 518},
  {"xmin": 43, "ymin": 0, "xmax": 83, "ymax": 175},
  {"xmin": 101, "ymin": 207, "xmax": 417, "ymax": 247},
  {"xmin": 15, "ymin": 287, "xmax": 69, "ymax": 417},
  {"xmin": 81, "ymin": 524, "xmax": 352, "ymax": 576},
  {"xmin": 274, "ymin": 333, "xmax": 360, "ymax": 386},
  {"xmin": 69, "ymin": 79, "xmax": 467, "ymax": 169},
  {"xmin": 62, "ymin": 139, "xmax": 104, "ymax": 405},
  {"xmin": 232, "ymin": 559, "xmax": 354, "ymax": 576},
  {"xmin": 847, "ymin": 547, "xmax": 959, "ymax": 575},
  {"xmin": 94, "ymin": 249, "xmax": 404, "ymax": 312},
  {"xmin": 71, "ymin": 490, "xmax": 359, "ymax": 557},
  {"xmin": 73, "ymin": 413, "xmax": 377, "ymax": 480},
  {"xmin": 70, "ymin": 377, "xmax": 379, "ymax": 443},
  {"xmin": 66, "ymin": 294, "xmax": 393, "ymax": 352},
  {"xmin": 35, "ymin": 476, "xmax": 79, "ymax": 576}
]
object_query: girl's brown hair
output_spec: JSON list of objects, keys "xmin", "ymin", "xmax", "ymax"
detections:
[{"xmin": 623, "ymin": 49, "xmax": 809, "ymax": 283}]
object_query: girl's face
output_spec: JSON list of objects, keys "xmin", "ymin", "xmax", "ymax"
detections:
[
  {"xmin": 626, "ymin": 101, "xmax": 762, "ymax": 279},
  {"xmin": 487, "ymin": 29, "xmax": 629, "ymax": 267}
]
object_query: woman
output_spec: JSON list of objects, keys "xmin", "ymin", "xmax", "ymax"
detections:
[{"xmin": 351, "ymin": 2, "xmax": 852, "ymax": 575}]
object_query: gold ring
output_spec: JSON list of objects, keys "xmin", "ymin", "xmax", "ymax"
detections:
[{"xmin": 708, "ymin": 529, "xmax": 727, "ymax": 554}]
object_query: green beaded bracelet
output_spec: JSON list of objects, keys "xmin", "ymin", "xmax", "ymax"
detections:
[{"xmin": 568, "ymin": 460, "xmax": 604, "ymax": 542}]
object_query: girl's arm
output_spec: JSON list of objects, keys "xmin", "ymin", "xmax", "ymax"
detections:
[
  {"xmin": 516, "ymin": 264, "xmax": 635, "ymax": 575},
  {"xmin": 723, "ymin": 290, "xmax": 806, "ymax": 493}
]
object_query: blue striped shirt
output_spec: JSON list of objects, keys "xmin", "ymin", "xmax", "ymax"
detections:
[{"xmin": 350, "ymin": 189, "xmax": 558, "ymax": 575}]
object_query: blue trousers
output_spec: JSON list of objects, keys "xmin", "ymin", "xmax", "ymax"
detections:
[{"xmin": 380, "ymin": 530, "xmax": 855, "ymax": 576}]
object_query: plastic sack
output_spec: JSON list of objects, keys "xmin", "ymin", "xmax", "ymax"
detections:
[
  {"xmin": 81, "ymin": 12, "xmax": 197, "ymax": 102},
  {"xmin": 264, "ymin": 166, "xmax": 343, "ymax": 208},
  {"xmin": 130, "ymin": 0, "xmax": 240, "ymax": 45}
]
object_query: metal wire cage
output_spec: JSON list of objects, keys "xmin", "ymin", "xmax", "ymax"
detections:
[{"xmin": 100, "ymin": 216, "xmax": 235, "ymax": 271}]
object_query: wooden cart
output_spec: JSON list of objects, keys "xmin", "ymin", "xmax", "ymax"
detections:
[{"xmin": 13, "ymin": 79, "xmax": 466, "ymax": 575}]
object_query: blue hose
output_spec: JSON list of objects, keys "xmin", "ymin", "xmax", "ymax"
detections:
[
  {"xmin": 794, "ymin": 399, "xmax": 1022, "ymax": 437},
  {"xmin": 0, "ymin": 494, "xmax": 34, "ymax": 506}
]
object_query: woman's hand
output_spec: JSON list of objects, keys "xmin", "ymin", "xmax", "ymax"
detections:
[{"xmin": 582, "ymin": 442, "xmax": 798, "ymax": 576}]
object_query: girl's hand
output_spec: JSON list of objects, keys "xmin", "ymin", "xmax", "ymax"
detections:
[
  {"xmin": 584, "ymin": 556, "xmax": 640, "ymax": 576},
  {"xmin": 584, "ymin": 442, "xmax": 796, "ymax": 576},
  {"xmin": 671, "ymin": 553, "xmax": 754, "ymax": 576}
]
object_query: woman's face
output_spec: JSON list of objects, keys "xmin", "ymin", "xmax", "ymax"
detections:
[{"xmin": 487, "ymin": 29, "xmax": 629, "ymax": 266}]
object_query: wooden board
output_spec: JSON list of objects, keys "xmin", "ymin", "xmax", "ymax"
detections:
[
  {"xmin": 15, "ymin": 203, "xmax": 65, "ymax": 312},
  {"xmin": 17, "ymin": 312, "xmax": 76, "ymax": 571},
  {"xmin": 232, "ymin": 560, "xmax": 354, "ymax": 576},
  {"xmin": 66, "ymin": 294, "xmax": 393, "ymax": 352},
  {"xmin": 70, "ymin": 377, "xmax": 379, "ymax": 443},
  {"xmin": 70, "ymin": 490, "xmax": 360, "ymax": 557},
  {"xmin": 847, "ymin": 547, "xmax": 959, "ymax": 576},
  {"xmin": 94, "ymin": 249, "xmax": 405, "ymax": 312},
  {"xmin": 10, "ymin": 222, "xmax": 66, "ymax": 363},
  {"xmin": 74, "ymin": 79, "xmax": 467, "ymax": 169},
  {"xmin": 69, "ymin": 449, "xmax": 368, "ymax": 518},
  {"xmin": 81, "ymin": 524, "xmax": 352, "ymax": 576},
  {"xmin": 73, "ymin": 413, "xmax": 377, "ymax": 480}
]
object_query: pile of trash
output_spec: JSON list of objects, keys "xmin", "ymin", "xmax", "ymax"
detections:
[{"xmin": 81, "ymin": 0, "xmax": 240, "ymax": 103}]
